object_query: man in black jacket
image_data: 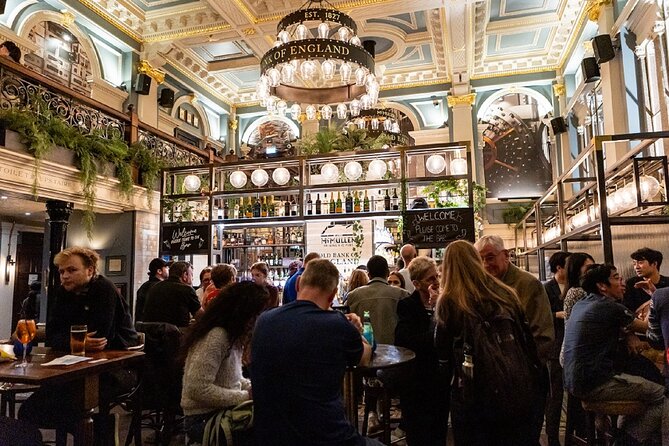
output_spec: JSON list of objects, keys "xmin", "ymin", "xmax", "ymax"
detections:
[
  {"xmin": 135, "ymin": 258, "xmax": 168, "ymax": 321},
  {"xmin": 19, "ymin": 247, "xmax": 138, "ymax": 438},
  {"xmin": 142, "ymin": 261, "xmax": 202, "ymax": 327}
]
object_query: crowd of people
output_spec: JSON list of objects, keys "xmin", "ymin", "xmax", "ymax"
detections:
[{"xmin": 9, "ymin": 240, "xmax": 669, "ymax": 446}]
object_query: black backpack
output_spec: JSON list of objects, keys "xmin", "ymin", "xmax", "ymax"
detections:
[{"xmin": 452, "ymin": 306, "xmax": 541, "ymax": 420}]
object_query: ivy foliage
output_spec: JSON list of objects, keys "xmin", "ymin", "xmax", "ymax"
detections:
[
  {"xmin": 0, "ymin": 100, "xmax": 164, "ymax": 238},
  {"xmin": 297, "ymin": 124, "xmax": 394, "ymax": 155}
]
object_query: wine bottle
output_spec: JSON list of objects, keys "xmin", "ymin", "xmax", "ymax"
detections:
[
  {"xmin": 213, "ymin": 230, "xmax": 219, "ymax": 249},
  {"xmin": 315, "ymin": 193, "xmax": 322, "ymax": 215},
  {"xmin": 354, "ymin": 191, "xmax": 361, "ymax": 213},
  {"xmin": 384, "ymin": 189, "xmax": 391, "ymax": 211},
  {"xmin": 306, "ymin": 193, "xmax": 313, "ymax": 215},
  {"xmin": 284, "ymin": 197, "xmax": 291, "ymax": 217},
  {"xmin": 253, "ymin": 196, "xmax": 261, "ymax": 218},
  {"xmin": 291, "ymin": 195, "xmax": 298, "ymax": 216},
  {"xmin": 392, "ymin": 188, "xmax": 399, "ymax": 210},
  {"xmin": 223, "ymin": 199, "xmax": 229, "ymax": 219},
  {"xmin": 297, "ymin": 228, "xmax": 304, "ymax": 243},
  {"xmin": 329, "ymin": 193, "xmax": 335, "ymax": 214},
  {"xmin": 268, "ymin": 196, "xmax": 275, "ymax": 217},
  {"xmin": 246, "ymin": 197, "xmax": 253, "ymax": 218},
  {"xmin": 345, "ymin": 190, "xmax": 353, "ymax": 213},
  {"xmin": 363, "ymin": 190, "xmax": 370, "ymax": 212},
  {"xmin": 261, "ymin": 196, "xmax": 268, "ymax": 217},
  {"xmin": 336, "ymin": 191, "xmax": 343, "ymax": 213}
]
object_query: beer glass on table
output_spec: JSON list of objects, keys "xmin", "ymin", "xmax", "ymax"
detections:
[
  {"xmin": 15, "ymin": 319, "xmax": 36, "ymax": 368},
  {"xmin": 70, "ymin": 325, "xmax": 87, "ymax": 356}
]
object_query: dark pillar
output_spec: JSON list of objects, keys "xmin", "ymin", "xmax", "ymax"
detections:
[{"xmin": 45, "ymin": 200, "xmax": 73, "ymax": 322}]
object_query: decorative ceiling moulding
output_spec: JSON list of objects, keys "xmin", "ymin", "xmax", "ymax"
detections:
[
  {"xmin": 447, "ymin": 93, "xmax": 476, "ymax": 108},
  {"xmin": 77, "ymin": 0, "xmax": 144, "ymax": 42},
  {"xmin": 138, "ymin": 60, "xmax": 165, "ymax": 84},
  {"xmin": 553, "ymin": 83, "xmax": 566, "ymax": 97},
  {"xmin": 585, "ymin": 0, "xmax": 612, "ymax": 22},
  {"xmin": 164, "ymin": 58, "xmax": 234, "ymax": 106},
  {"xmin": 143, "ymin": 23, "xmax": 233, "ymax": 43},
  {"xmin": 60, "ymin": 9, "xmax": 76, "ymax": 28}
]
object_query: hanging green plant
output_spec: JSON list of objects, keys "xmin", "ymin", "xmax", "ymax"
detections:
[
  {"xmin": 502, "ymin": 204, "xmax": 532, "ymax": 225},
  {"xmin": 424, "ymin": 179, "xmax": 486, "ymax": 212},
  {"xmin": 351, "ymin": 220, "xmax": 365, "ymax": 264}
]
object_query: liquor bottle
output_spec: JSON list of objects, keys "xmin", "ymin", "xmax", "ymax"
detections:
[
  {"xmin": 268, "ymin": 196, "xmax": 275, "ymax": 217},
  {"xmin": 261, "ymin": 196, "xmax": 268, "ymax": 217},
  {"xmin": 246, "ymin": 197, "xmax": 254, "ymax": 218},
  {"xmin": 384, "ymin": 189, "xmax": 391, "ymax": 211},
  {"xmin": 329, "ymin": 193, "xmax": 336, "ymax": 214},
  {"xmin": 289, "ymin": 228, "xmax": 297, "ymax": 243},
  {"xmin": 392, "ymin": 188, "xmax": 399, "ymax": 210},
  {"xmin": 290, "ymin": 195, "xmax": 298, "ymax": 216},
  {"xmin": 345, "ymin": 190, "xmax": 353, "ymax": 213},
  {"xmin": 336, "ymin": 191, "xmax": 343, "ymax": 214},
  {"xmin": 284, "ymin": 197, "xmax": 291, "ymax": 217},
  {"xmin": 253, "ymin": 195, "xmax": 261, "ymax": 218},
  {"xmin": 306, "ymin": 193, "xmax": 313, "ymax": 215},
  {"xmin": 363, "ymin": 190, "xmax": 370, "ymax": 212},
  {"xmin": 354, "ymin": 191, "xmax": 361, "ymax": 213},
  {"xmin": 233, "ymin": 199, "xmax": 240, "ymax": 219},
  {"xmin": 213, "ymin": 230, "xmax": 219, "ymax": 249},
  {"xmin": 315, "ymin": 193, "xmax": 322, "ymax": 215},
  {"xmin": 296, "ymin": 228, "xmax": 303, "ymax": 243},
  {"xmin": 377, "ymin": 190, "xmax": 384, "ymax": 211},
  {"xmin": 223, "ymin": 199, "xmax": 229, "ymax": 219}
]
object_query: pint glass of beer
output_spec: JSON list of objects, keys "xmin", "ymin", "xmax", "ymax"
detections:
[{"xmin": 70, "ymin": 325, "xmax": 87, "ymax": 356}]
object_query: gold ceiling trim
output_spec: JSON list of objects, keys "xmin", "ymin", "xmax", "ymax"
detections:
[
  {"xmin": 233, "ymin": 0, "xmax": 395, "ymax": 25},
  {"xmin": 231, "ymin": 0, "xmax": 259, "ymax": 24},
  {"xmin": 585, "ymin": 0, "xmax": 612, "ymax": 22},
  {"xmin": 143, "ymin": 23, "xmax": 232, "ymax": 43},
  {"xmin": 77, "ymin": 0, "xmax": 143, "ymax": 42},
  {"xmin": 471, "ymin": 65, "xmax": 558, "ymax": 80},
  {"xmin": 138, "ymin": 60, "xmax": 165, "ymax": 84},
  {"xmin": 553, "ymin": 83, "xmax": 566, "ymax": 97},
  {"xmin": 165, "ymin": 58, "xmax": 233, "ymax": 106},
  {"xmin": 557, "ymin": 2, "xmax": 589, "ymax": 69},
  {"xmin": 380, "ymin": 78, "xmax": 449, "ymax": 91},
  {"xmin": 447, "ymin": 93, "xmax": 476, "ymax": 107}
]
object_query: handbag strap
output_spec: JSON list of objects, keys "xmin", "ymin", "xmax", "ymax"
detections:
[{"xmin": 202, "ymin": 409, "xmax": 231, "ymax": 446}]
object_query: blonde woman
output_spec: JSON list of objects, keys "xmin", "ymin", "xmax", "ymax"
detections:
[
  {"xmin": 435, "ymin": 240, "xmax": 538, "ymax": 446},
  {"xmin": 347, "ymin": 269, "xmax": 369, "ymax": 294}
]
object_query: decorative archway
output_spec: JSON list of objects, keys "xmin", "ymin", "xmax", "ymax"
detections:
[
  {"xmin": 477, "ymin": 86, "xmax": 553, "ymax": 121},
  {"xmin": 241, "ymin": 115, "xmax": 300, "ymax": 144},
  {"xmin": 171, "ymin": 95, "xmax": 212, "ymax": 138},
  {"xmin": 381, "ymin": 102, "xmax": 420, "ymax": 130}
]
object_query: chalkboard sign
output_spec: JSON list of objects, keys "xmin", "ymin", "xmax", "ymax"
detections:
[
  {"xmin": 161, "ymin": 223, "xmax": 210, "ymax": 255},
  {"xmin": 402, "ymin": 207, "xmax": 475, "ymax": 248}
]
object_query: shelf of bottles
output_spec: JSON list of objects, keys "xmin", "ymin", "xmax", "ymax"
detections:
[
  {"xmin": 303, "ymin": 149, "xmax": 403, "ymax": 220},
  {"xmin": 161, "ymin": 165, "xmax": 213, "ymax": 223}
]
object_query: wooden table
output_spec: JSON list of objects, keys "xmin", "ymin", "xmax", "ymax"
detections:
[
  {"xmin": 343, "ymin": 344, "xmax": 415, "ymax": 435},
  {"xmin": 0, "ymin": 347, "xmax": 144, "ymax": 446}
]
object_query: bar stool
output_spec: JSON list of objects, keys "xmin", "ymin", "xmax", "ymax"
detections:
[
  {"xmin": 0, "ymin": 382, "xmax": 40, "ymax": 418},
  {"xmin": 580, "ymin": 400, "xmax": 646, "ymax": 446}
]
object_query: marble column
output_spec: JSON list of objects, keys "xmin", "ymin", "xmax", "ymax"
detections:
[{"xmin": 447, "ymin": 93, "xmax": 478, "ymax": 182}]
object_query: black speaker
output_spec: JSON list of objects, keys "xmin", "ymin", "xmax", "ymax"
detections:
[
  {"xmin": 593, "ymin": 34, "xmax": 615, "ymax": 64},
  {"xmin": 158, "ymin": 89, "xmax": 175, "ymax": 107},
  {"xmin": 550, "ymin": 117, "xmax": 567, "ymax": 135},
  {"xmin": 581, "ymin": 57, "xmax": 600, "ymax": 83},
  {"xmin": 135, "ymin": 73, "xmax": 152, "ymax": 95},
  {"xmin": 362, "ymin": 40, "xmax": 376, "ymax": 58}
]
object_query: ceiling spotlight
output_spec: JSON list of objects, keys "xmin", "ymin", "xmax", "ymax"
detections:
[
  {"xmin": 0, "ymin": 196, "xmax": 7, "ymax": 200},
  {"xmin": 24, "ymin": 212, "xmax": 31, "ymax": 216},
  {"xmin": 432, "ymin": 96, "xmax": 439, "ymax": 108}
]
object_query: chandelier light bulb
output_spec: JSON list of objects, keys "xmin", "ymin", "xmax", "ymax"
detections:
[
  {"xmin": 356, "ymin": 118, "xmax": 365, "ymax": 129},
  {"xmin": 338, "ymin": 26, "xmax": 351, "ymax": 42},
  {"xmin": 383, "ymin": 119, "xmax": 393, "ymax": 132},
  {"xmin": 230, "ymin": 170, "xmax": 248, "ymax": 189},
  {"xmin": 350, "ymin": 36, "xmax": 361, "ymax": 46},
  {"xmin": 371, "ymin": 118, "xmax": 379, "ymax": 130},
  {"xmin": 321, "ymin": 104, "xmax": 332, "ymax": 120},
  {"xmin": 368, "ymin": 159, "xmax": 387, "ymax": 180},
  {"xmin": 336, "ymin": 103, "xmax": 348, "ymax": 119},
  {"xmin": 281, "ymin": 64, "xmax": 295, "ymax": 83},
  {"xmin": 360, "ymin": 94, "xmax": 372, "ymax": 110},
  {"xmin": 349, "ymin": 99, "xmax": 361, "ymax": 117},
  {"xmin": 277, "ymin": 100, "xmax": 287, "ymax": 116},
  {"xmin": 639, "ymin": 175, "xmax": 661, "ymax": 201},
  {"xmin": 266, "ymin": 96, "xmax": 277, "ymax": 113},
  {"xmin": 450, "ymin": 158, "xmax": 467, "ymax": 175},
  {"xmin": 355, "ymin": 67, "xmax": 367, "ymax": 86},
  {"xmin": 317, "ymin": 22, "xmax": 330, "ymax": 39},
  {"xmin": 321, "ymin": 60, "xmax": 335, "ymax": 80},
  {"xmin": 273, "ymin": 40, "xmax": 282, "ymax": 48},
  {"xmin": 290, "ymin": 59, "xmax": 300, "ymax": 71},
  {"xmin": 278, "ymin": 30, "xmax": 290, "ymax": 44},
  {"xmin": 296, "ymin": 23, "xmax": 309, "ymax": 40},
  {"xmin": 290, "ymin": 103, "xmax": 302, "ymax": 120},
  {"xmin": 267, "ymin": 68, "xmax": 281, "ymax": 87},
  {"xmin": 340, "ymin": 62, "xmax": 352, "ymax": 83},
  {"xmin": 306, "ymin": 104, "xmax": 317, "ymax": 120},
  {"xmin": 272, "ymin": 167, "xmax": 291, "ymax": 186},
  {"xmin": 251, "ymin": 168, "xmax": 269, "ymax": 187},
  {"xmin": 300, "ymin": 60, "xmax": 317, "ymax": 80},
  {"xmin": 344, "ymin": 161, "xmax": 363, "ymax": 180},
  {"xmin": 183, "ymin": 174, "xmax": 201, "ymax": 192},
  {"xmin": 321, "ymin": 162, "xmax": 339, "ymax": 182},
  {"xmin": 426, "ymin": 154, "xmax": 446, "ymax": 174},
  {"xmin": 391, "ymin": 122, "xmax": 400, "ymax": 133}
]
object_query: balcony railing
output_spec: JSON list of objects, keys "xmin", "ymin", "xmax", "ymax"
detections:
[{"xmin": 0, "ymin": 57, "xmax": 220, "ymax": 169}]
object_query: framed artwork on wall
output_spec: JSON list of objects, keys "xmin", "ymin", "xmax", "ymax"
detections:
[{"xmin": 105, "ymin": 255, "xmax": 126, "ymax": 276}]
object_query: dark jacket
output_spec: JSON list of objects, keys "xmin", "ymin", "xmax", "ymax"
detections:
[
  {"xmin": 143, "ymin": 277, "xmax": 200, "ymax": 327},
  {"xmin": 135, "ymin": 276, "xmax": 161, "ymax": 322}
]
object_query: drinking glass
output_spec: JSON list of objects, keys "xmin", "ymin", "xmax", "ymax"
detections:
[
  {"xmin": 15, "ymin": 319, "xmax": 36, "ymax": 368},
  {"xmin": 70, "ymin": 325, "xmax": 87, "ymax": 356}
]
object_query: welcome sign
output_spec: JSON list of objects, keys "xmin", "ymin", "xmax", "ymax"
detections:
[{"xmin": 161, "ymin": 223, "xmax": 210, "ymax": 255}]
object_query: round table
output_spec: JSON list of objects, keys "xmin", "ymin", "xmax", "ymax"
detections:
[{"xmin": 343, "ymin": 344, "xmax": 415, "ymax": 437}]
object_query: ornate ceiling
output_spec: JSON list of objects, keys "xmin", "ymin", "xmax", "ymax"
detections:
[{"xmin": 67, "ymin": 0, "xmax": 587, "ymax": 104}]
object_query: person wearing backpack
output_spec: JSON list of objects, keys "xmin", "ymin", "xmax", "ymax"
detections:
[{"xmin": 435, "ymin": 240, "xmax": 542, "ymax": 445}]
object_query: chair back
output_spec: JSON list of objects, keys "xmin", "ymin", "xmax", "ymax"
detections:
[{"xmin": 135, "ymin": 322, "xmax": 183, "ymax": 412}]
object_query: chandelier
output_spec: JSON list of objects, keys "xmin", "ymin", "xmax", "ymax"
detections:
[{"xmin": 257, "ymin": 0, "xmax": 379, "ymax": 121}]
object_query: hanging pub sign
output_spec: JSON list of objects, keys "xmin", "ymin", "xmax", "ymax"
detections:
[
  {"xmin": 402, "ymin": 207, "xmax": 475, "ymax": 248},
  {"xmin": 161, "ymin": 223, "xmax": 210, "ymax": 255}
]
